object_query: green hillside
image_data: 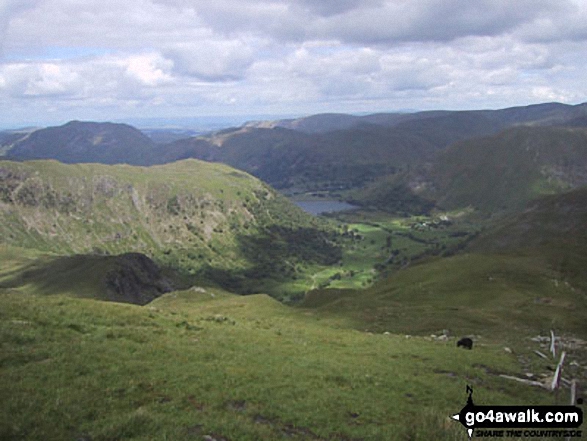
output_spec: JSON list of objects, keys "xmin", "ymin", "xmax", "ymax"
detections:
[
  {"xmin": 0, "ymin": 159, "xmax": 341, "ymax": 298},
  {"xmin": 0, "ymin": 288, "xmax": 564, "ymax": 440},
  {"xmin": 303, "ymin": 252, "xmax": 587, "ymax": 340},
  {"xmin": 470, "ymin": 186, "xmax": 587, "ymax": 293},
  {"xmin": 0, "ymin": 245, "xmax": 172, "ymax": 305}
]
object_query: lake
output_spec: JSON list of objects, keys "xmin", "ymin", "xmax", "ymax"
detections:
[{"xmin": 293, "ymin": 200, "xmax": 359, "ymax": 215}]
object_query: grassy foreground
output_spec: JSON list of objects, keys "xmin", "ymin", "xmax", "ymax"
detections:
[{"xmin": 0, "ymin": 288, "xmax": 564, "ymax": 441}]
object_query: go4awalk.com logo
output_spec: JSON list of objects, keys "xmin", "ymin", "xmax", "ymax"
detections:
[{"xmin": 451, "ymin": 386, "xmax": 583, "ymax": 439}]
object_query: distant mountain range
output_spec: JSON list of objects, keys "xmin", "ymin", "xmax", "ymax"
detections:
[
  {"xmin": 2, "ymin": 101, "xmax": 587, "ymax": 215},
  {"xmin": 4, "ymin": 121, "xmax": 157, "ymax": 165},
  {"xmin": 247, "ymin": 102, "xmax": 587, "ymax": 133},
  {"xmin": 157, "ymin": 125, "xmax": 437, "ymax": 191}
]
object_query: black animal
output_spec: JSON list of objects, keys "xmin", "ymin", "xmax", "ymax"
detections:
[{"xmin": 457, "ymin": 337, "xmax": 473, "ymax": 350}]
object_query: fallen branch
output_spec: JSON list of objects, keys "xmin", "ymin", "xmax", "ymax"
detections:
[
  {"xmin": 534, "ymin": 350, "xmax": 548, "ymax": 359},
  {"xmin": 499, "ymin": 374, "xmax": 548, "ymax": 389}
]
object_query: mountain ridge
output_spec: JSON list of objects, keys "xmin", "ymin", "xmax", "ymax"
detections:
[
  {"xmin": 0, "ymin": 158, "xmax": 340, "ymax": 298},
  {"xmin": 247, "ymin": 101, "xmax": 587, "ymax": 134}
]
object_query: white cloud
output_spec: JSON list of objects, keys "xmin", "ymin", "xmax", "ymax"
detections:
[
  {"xmin": 3, "ymin": 0, "xmax": 202, "ymax": 53},
  {"xmin": 0, "ymin": 0, "xmax": 586, "ymax": 125},
  {"xmin": 119, "ymin": 53, "xmax": 173, "ymax": 86},
  {"xmin": 153, "ymin": 0, "xmax": 566, "ymax": 45},
  {"xmin": 515, "ymin": 0, "xmax": 587, "ymax": 43},
  {"xmin": 0, "ymin": 52, "xmax": 174, "ymax": 101},
  {"xmin": 164, "ymin": 39, "xmax": 257, "ymax": 81},
  {"xmin": 0, "ymin": 0, "xmax": 41, "ymax": 59}
]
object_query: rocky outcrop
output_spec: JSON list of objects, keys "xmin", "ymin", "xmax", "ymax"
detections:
[{"xmin": 104, "ymin": 253, "xmax": 173, "ymax": 305}]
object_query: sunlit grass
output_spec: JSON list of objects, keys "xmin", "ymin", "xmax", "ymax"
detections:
[{"xmin": 0, "ymin": 289, "xmax": 562, "ymax": 440}]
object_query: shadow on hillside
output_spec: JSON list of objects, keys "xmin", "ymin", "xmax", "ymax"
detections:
[
  {"xmin": 0, "ymin": 253, "xmax": 172, "ymax": 305},
  {"xmin": 197, "ymin": 225, "xmax": 343, "ymax": 296}
]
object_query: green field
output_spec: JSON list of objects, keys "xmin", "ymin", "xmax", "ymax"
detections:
[{"xmin": 301, "ymin": 210, "xmax": 480, "ymax": 292}]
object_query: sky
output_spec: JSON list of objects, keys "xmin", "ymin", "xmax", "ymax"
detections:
[{"xmin": 1, "ymin": 0, "xmax": 587, "ymax": 127}]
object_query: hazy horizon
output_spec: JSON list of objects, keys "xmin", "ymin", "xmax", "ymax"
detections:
[
  {"xmin": 2, "ymin": 1, "xmax": 587, "ymax": 127},
  {"xmin": 3, "ymin": 100, "xmax": 587, "ymax": 132}
]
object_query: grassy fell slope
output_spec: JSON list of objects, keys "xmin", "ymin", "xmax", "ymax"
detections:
[
  {"xmin": 470, "ymin": 186, "xmax": 587, "ymax": 294},
  {"xmin": 0, "ymin": 288, "xmax": 565, "ymax": 440},
  {"xmin": 303, "ymin": 252, "xmax": 587, "ymax": 340},
  {"xmin": 0, "ymin": 159, "xmax": 341, "ymax": 297}
]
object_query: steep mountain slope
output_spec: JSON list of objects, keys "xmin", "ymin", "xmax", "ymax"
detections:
[
  {"xmin": 6, "ymin": 121, "xmax": 156, "ymax": 165},
  {"xmin": 346, "ymin": 172, "xmax": 436, "ymax": 215},
  {"xmin": 470, "ymin": 186, "xmax": 587, "ymax": 293},
  {"xmin": 358, "ymin": 126, "xmax": 587, "ymax": 214},
  {"xmin": 426, "ymin": 126, "xmax": 587, "ymax": 212},
  {"xmin": 0, "ymin": 129, "xmax": 33, "ymax": 155},
  {"xmin": 303, "ymin": 188, "xmax": 587, "ymax": 339},
  {"xmin": 159, "ymin": 125, "xmax": 437, "ymax": 191},
  {"xmin": 389, "ymin": 111, "xmax": 505, "ymax": 148},
  {"xmin": 157, "ymin": 127, "xmax": 319, "ymax": 188},
  {"xmin": 0, "ymin": 159, "xmax": 340, "ymax": 297},
  {"xmin": 248, "ymin": 112, "xmax": 364, "ymax": 133}
]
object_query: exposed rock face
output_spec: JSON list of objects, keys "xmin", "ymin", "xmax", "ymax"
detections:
[{"xmin": 104, "ymin": 253, "xmax": 173, "ymax": 305}]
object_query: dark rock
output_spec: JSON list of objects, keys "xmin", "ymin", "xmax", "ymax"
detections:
[{"xmin": 104, "ymin": 253, "xmax": 173, "ymax": 305}]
